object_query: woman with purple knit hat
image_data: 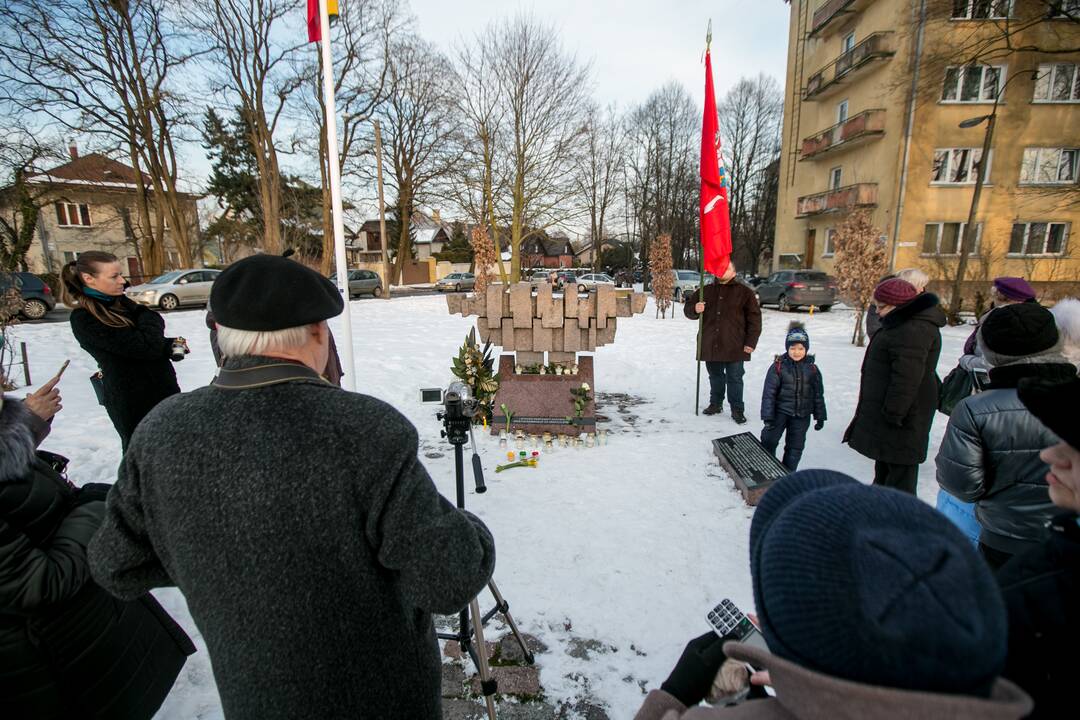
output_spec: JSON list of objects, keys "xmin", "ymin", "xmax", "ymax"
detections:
[{"xmin": 962, "ymin": 277, "xmax": 1038, "ymax": 361}]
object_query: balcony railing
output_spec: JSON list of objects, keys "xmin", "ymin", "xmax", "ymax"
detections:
[
  {"xmin": 796, "ymin": 183, "xmax": 878, "ymax": 218},
  {"xmin": 804, "ymin": 32, "xmax": 896, "ymax": 101},
  {"xmin": 800, "ymin": 109, "xmax": 886, "ymax": 160},
  {"xmin": 810, "ymin": 0, "xmax": 875, "ymax": 38}
]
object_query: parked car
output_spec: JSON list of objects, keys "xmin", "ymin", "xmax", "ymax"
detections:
[
  {"xmin": 575, "ymin": 273, "xmax": 616, "ymax": 293},
  {"xmin": 672, "ymin": 269, "xmax": 716, "ymax": 301},
  {"xmin": 125, "ymin": 268, "xmax": 221, "ymax": 310},
  {"xmin": 435, "ymin": 272, "xmax": 476, "ymax": 292},
  {"xmin": 529, "ymin": 270, "xmax": 554, "ymax": 287},
  {"xmin": 0, "ymin": 271, "xmax": 56, "ymax": 320},
  {"xmin": 330, "ymin": 269, "xmax": 383, "ymax": 298},
  {"xmin": 755, "ymin": 270, "xmax": 838, "ymax": 312},
  {"xmin": 553, "ymin": 270, "xmax": 576, "ymax": 290}
]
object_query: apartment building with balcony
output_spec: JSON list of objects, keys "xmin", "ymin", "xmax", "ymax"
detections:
[{"xmin": 775, "ymin": 0, "xmax": 1080, "ymax": 298}]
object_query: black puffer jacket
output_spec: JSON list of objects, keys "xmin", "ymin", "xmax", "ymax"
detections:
[
  {"xmin": 844, "ymin": 293, "xmax": 947, "ymax": 465},
  {"xmin": 936, "ymin": 361, "xmax": 1076, "ymax": 555},
  {"xmin": 760, "ymin": 354, "xmax": 826, "ymax": 421},
  {"xmin": 0, "ymin": 400, "xmax": 194, "ymax": 719},
  {"xmin": 70, "ymin": 297, "xmax": 180, "ymax": 449},
  {"xmin": 997, "ymin": 512, "xmax": 1080, "ymax": 720}
]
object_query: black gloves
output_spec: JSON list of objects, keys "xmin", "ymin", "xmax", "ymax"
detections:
[
  {"xmin": 77, "ymin": 482, "xmax": 111, "ymax": 504},
  {"xmin": 814, "ymin": 419, "xmax": 825, "ymax": 431},
  {"xmin": 762, "ymin": 420, "xmax": 774, "ymax": 431},
  {"xmin": 661, "ymin": 632, "xmax": 730, "ymax": 707}
]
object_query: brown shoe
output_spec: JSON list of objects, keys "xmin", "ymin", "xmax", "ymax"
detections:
[{"xmin": 703, "ymin": 404, "xmax": 722, "ymax": 415}]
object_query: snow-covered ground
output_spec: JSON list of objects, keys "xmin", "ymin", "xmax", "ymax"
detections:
[{"xmin": 9, "ymin": 295, "xmax": 968, "ymax": 719}]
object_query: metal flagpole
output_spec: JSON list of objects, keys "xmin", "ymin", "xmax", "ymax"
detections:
[
  {"xmin": 318, "ymin": 0, "xmax": 357, "ymax": 391},
  {"xmin": 695, "ymin": 22, "xmax": 712, "ymax": 417}
]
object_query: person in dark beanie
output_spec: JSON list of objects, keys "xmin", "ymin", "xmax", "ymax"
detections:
[
  {"xmin": 634, "ymin": 470, "xmax": 1032, "ymax": 720},
  {"xmin": 0, "ymin": 392, "xmax": 194, "ymax": 720},
  {"xmin": 684, "ymin": 261, "xmax": 762, "ymax": 424},
  {"xmin": 759, "ymin": 322, "xmax": 826, "ymax": 471},
  {"xmin": 961, "ymin": 276, "xmax": 1039, "ymax": 360},
  {"xmin": 996, "ymin": 375, "xmax": 1080, "ymax": 719},
  {"xmin": 845, "ymin": 278, "xmax": 946, "ymax": 493},
  {"xmin": 937, "ymin": 303, "xmax": 1076, "ymax": 570},
  {"xmin": 88, "ymin": 254, "xmax": 496, "ymax": 720}
]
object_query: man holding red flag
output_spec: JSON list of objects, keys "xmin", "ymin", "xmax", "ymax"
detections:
[{"xmin": 684, "ymin": 34, "xmax": 760, "ymax": 424}]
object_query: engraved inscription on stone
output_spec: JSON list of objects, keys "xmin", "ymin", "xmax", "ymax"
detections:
[{"xmin": 712, "ymin": 432, "xmax": 788, "ymax": 488}]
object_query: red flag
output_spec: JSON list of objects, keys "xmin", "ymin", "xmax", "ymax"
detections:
[
  {"xmin": 700, "ymin": 49, "xmax": 732, "ymax": 278},
  {"xmin": 307, "ymin": 0, "xmax": 339, "ymax": 43}
]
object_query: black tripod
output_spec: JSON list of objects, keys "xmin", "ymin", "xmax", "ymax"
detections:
[{"xmin": 437, "ymin": 396, "xmax": 534, "ymax": 720}]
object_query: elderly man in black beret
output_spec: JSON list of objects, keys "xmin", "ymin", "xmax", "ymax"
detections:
[{"xmin": 88, "ymin": 254, "xmax": 496, "ymax": 720}]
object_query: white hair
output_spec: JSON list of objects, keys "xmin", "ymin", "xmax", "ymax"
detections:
[
  {"xmin": 894, "ymin": 267, "xmax": 930, "ymax": 292},
  {"xmin": 216, "ymin": 323, "xmax": 313, "ymax": 358}
]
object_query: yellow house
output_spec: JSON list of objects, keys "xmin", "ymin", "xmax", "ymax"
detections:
[{"xmin": 775, "ymin": 0, "xmax": 1080, "ymax": 301}]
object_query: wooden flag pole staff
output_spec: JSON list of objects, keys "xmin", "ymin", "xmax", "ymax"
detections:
[
  {"xmin": 695, "ymin": 21, "xmax": 712, "ymax": 417},
  {"xmin": 318, "ymin": 0, "xmax": 357, "ymax": 390}
]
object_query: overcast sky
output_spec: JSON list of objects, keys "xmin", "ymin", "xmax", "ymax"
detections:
[{"xmin": 407, "ymin": 0, "xmax": 791, "ymax": 109}]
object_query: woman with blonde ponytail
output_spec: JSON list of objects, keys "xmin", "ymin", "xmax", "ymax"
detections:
[{"xmin": 63, "ymin": 252, "xmax": 186, "ymax": 449}]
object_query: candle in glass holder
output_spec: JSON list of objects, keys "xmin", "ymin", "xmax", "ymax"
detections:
[{"xmin": 585, "ymin": 433, "xmax": 595, "ymax": 448}]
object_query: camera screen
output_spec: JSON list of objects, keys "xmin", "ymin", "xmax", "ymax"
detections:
[{"xmin": 420, "ymin": 388, "xmax": 444, "ymax": 404}]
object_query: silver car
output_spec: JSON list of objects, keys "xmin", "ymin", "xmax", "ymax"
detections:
[
  {"xmin": 672, "ymin": 269, "xmax": 716, "ymax": 301},
  {"xmin": 330, "ymin": 269, "xmax": 384, "ymax": 298},
  {"xmin": 435, "ymin": 272, "xmax": 476, "ymax": 292},
  {"xmin": 575, "ymin": 273, "xmax": 616, "ymax": 293},
  {"xmin": 125, "ymin": 269, "xmax": 221, "ymax": 311}
]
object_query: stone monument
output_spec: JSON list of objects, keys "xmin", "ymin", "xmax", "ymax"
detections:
[
  {"xmin": 447, "ymin": 282, "xmax": 647, "ymax": 435},
  {"xmin": 712, "ymin": 432, "xmax": 790, "ymax": 505}
]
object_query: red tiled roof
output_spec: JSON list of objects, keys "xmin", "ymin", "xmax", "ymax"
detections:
[{"xmin": 31, "ymin": 153, "xmax": 139, "ymax": 186}]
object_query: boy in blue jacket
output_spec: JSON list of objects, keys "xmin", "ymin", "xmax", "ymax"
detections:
[{"xmin": 760, "ymin": 322, "xmax": 827, "ymax": 471}]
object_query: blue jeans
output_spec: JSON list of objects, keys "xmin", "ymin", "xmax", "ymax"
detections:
[
  {"xmin": 705, "ymin": 361, "xmax": 745, "ymax": 411},
  {"xmin": 760, "ymin": 413, "xmax": 811, "ymax": 470},
  {"xmin": 936, "ymin": 489, "xmax": 980, "ymax": 547}
]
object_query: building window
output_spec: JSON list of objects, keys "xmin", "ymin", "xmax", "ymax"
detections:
[
  {"xmin": 62, "ymin": 251, "xmax": 80, "ymax": 264},
  {"xmin": 829, "ymin": 167, "xmax": 842, "ymax": 190},
  {"xmin": 1033, "ymin": 63, "xmax": 1080, "ymax": 102},
  {"xmin": 931, "ymin": 148, "xmax": 992, "ymax": 184},
  {"xmin": 55, "ymin": 202, "xmax": 92, "ymax": 227},
  {"xmin": 1048, "ymin": 1, "xmax": 1080, "ymax": 18},
  {"xmin": 942, "ymin": 65, "xmax": 1005, "ymax": 102},
  {"xmin": 923, "ymin": 222, "xmax": 982, "ymax": 255},
  {"xmin": 841, "ymin": 32, "xmax": 856, "ymax": 54},
  {"xmin": 837, "ymin": 100, "xmax": 849, "ymax": 123},
  {"xmin": 823, "ymin": 228, "xmax": 837, "ymax": 257},
  {"xmin": 1020, "ymin": 148, "xmax": 1079, "ymax": 185},
  {"xmin": 1009, "ymin": 222, "xmax": 1069, "ymax": 255},
  {"xmin": 951, "ymin": 0, "xmax": 1011, "ymax": 19}
]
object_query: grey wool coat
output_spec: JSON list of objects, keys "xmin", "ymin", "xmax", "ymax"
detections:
[{"xmin": 88, "ymin": 356, "xmax": 497, "ymax": 720}]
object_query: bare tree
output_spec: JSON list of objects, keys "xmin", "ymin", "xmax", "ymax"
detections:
[
  {"xmin": 448, "ymin": 37, "xmax": 510, "ymax": 282},
  {"xmin": 575, "ymin": 104, "xmax": 625, "ymax": 268},
  {"xmin": 649, "ymin": 233, "xmax": 675, "ymax": 318},
  {"xmin": 833, "ymin": 210, "xmax": 889, "ymax": 347},
  {"xmin": 0, "ymin": 0, "xmax": 198, "ymax": 274},
  {"xmin": 190, "ymin": 0, "xmax": 304, "ymax": 255},
  {"xmin": 491, "ymin": 15, "xmax": 591, "ymax": 281},
  {"xmin": 718, "ymin": 74, "xmax": 783, "ymax": 275},
  {"xmin": 300, "ymin": 0, "xmax": 402, "ymax": 273},
  {"xmin": 376, "ymin": 36, "xmax": 462, "ymax": 284},
  {"xmin": 0, "ymin": 130, "xmax": 66, "ymax": 271},
  {"xmin": 625, "ymin": 82, "xmax": 699, "ymax": 277}
]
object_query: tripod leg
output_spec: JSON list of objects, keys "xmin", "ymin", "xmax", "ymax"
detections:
[
  {"xmin": 488, "ymin": 580, "xmax": 535, "ymax": 665},
  {"xmin": 470, "ymin": 598, "xmax": 498, "ymax": 720}
]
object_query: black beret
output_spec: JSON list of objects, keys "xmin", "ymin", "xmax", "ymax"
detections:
[{"xmin": 210, "ymin": 254, "xmax": 343, "ymax": 331}]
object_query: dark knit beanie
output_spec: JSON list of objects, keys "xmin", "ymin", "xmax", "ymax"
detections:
[
  {"xmin": 750, "ymin": 470, "xmax": 1006, "ymax": 697},
  {"xmin": 1019, "ymin": 375, "xmax": 1080, "ymax": 449},
  {"xmin": 977, "ymin": 303, "xmax": 1061, "ymax": 367},
  {"xmin": 992, "ymin": 276, "xmax": 1037, "ymax": 303},
  {"xmin": 785, "ymin": 322, "xmax": 809, "ymax": 351},
  {"xmin": 873, "ymin": 278, "xmax": 918, "ymax": 307},
  {"xmin": 210, "ymin": 254, "xmax": 344, "ymax": 331}
]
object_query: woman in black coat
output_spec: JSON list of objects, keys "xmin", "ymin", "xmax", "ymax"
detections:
[
  {"xmin": 844, "ymin": 279, "xmax": 946, "ymax": 494},
  {"xmin": 61, "ymin": 252, "xmax": 187, "ymax": 450},
  {"xmin": 0, "ymin": 394, "xmax": 194, "ymax": 719}
]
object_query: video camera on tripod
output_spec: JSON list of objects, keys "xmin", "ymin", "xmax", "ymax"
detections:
[{"xmin": 418, "ymin": 381, "xmax": 534, "ymax": 719}]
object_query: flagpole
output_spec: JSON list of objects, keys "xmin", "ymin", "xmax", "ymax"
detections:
[
  {"xmin": 319, "ymin": 0, "xmax": 357, "ymax": 391},
  {"xmin": 695, "ymin": 21, "xmax": 712, "ymax": 417}
]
